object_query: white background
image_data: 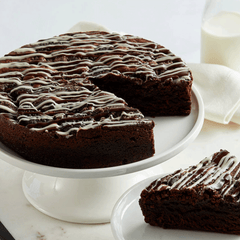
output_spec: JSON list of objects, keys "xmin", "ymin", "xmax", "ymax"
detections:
[
  {"xmin": 4, "ymin": 1, "xmax": 238, "ymax": 240},
  {"xmin": 0, "ymin": 0, "xmax": 205, "ymax": 63}
]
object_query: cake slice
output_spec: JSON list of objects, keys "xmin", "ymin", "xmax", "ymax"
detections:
[{"xmin": 139, "ymin": 150, "xmax": 240, "ymax": 234}]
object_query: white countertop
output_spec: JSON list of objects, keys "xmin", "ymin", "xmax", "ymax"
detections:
[
  {"xmin": 2, "ymin": 120, "xmax": 240, "ymax": 240},
  {"xmin": 2, "ymin": 1, "xmax": 238, "ymax": 239}
]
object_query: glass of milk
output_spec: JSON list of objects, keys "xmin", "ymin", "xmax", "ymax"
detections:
[{"xmin": 201, "ymin": 0, "xmax": 240, "ymax": 72}]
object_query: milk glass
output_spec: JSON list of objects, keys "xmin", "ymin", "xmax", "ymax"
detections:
[{"xmin": 201, "ymin": 0, "xmax": 240, "ymax": 72}]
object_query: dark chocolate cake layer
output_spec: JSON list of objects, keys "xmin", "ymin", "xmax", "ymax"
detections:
[
  {"xmin": 139, "ymin": 150, "xmax": 240, "ymax": 235},
  {"xmin": 0, "ymin": 31, "xmax": 192, "ymax": 168}
]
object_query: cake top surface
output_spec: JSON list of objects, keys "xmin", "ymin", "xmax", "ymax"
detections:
[
  {"xmin": 146, "ymin": 150, "xmax": 240, "ymax": 201},
  {"xmin": 0, "ymin": 31, "xmax": 191, "ymax": 137},
  {"xmin": 0, "ymin": 31, "xmax": 191, "ymax": 83}
]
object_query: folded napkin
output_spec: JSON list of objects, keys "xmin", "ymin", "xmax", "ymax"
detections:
[
  {"xmin": 188, "ymin": 63, "xmax": 240, "ymax": 125},
  {"xmin": 68, "ymin": 21, "xmax": 110, "ymax": 33}
]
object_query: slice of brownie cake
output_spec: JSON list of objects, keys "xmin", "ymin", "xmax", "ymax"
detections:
[{"xmin": 139, "ymin": 150, "xmax": 240, "ymax": 234}]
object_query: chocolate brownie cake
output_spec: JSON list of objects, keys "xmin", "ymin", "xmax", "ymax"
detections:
[
  {"xmin": 139, "ymin": 150, "xmax": 240, "ymax": 234},
  {"xmin": 0, "ymin": 31, "xmax": 192, "ymax": 168}
]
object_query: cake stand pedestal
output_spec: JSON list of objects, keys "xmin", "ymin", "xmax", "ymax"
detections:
[
  {"xmin": 22, "ymin": 166, "xmax": 164, "ymax": 223},
  {"xmin": 0, "ymin": 85, "xmax": 204, "ymax": 224}
]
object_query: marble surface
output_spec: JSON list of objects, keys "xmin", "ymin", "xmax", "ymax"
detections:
[
  {"xmin": 1, "ymin": 0, "xmax": 238, "ymax": 239},
  {"xmin": 1, "ymin": 120, "xmax": 240, "ymax": 240}
]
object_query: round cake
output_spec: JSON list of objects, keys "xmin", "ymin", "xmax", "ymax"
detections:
[{"xmin": 0, "ymin": 31, "xmax": 192, "ymax": 168}]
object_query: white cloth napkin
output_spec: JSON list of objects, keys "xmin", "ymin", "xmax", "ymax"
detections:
[
  {"xmin": 68, "ymin": 21, "xmax": 110, "ymax": 33},
  {"xmin": 188, "ymin": 63, "xmax": 240, "ymax": 125}
]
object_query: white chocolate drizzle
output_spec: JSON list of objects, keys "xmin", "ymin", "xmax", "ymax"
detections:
[
  {"xmin": 0, "ymin": 31, "xmax": 191, "ymax": 137},
  {"xmin": 147, "ymin": 150, "xmax": 240, "ymax": 201}
]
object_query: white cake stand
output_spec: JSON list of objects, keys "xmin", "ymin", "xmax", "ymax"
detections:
[{"xmin": 0, "ymin": 84, "xmax": 204, "ymax": 223}]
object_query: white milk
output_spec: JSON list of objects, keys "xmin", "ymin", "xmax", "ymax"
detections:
[{"xmin": 201, "ymin": 11, "xmax": 240, "ymax": 72}]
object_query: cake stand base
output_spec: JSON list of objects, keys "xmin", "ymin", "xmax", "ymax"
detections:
[{"xmin": 22, "ymin": 165, "xmax": 164, "ymax": 224}]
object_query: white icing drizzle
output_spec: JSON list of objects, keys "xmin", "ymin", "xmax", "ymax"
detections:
[
  {"xmin": 147, "ymin": 151, "xmax": 240, "ymax": 201},
  {"xmin": 0, "ymin": 32, "xmax": 191, "ymax": 81},
  {"xmin": 13, "ymin": 48, "xmax": 36, "ymax": 53},
  {"xmin": 0, "ymin": 31, "xmax": 190, "ymax": 136},
  {"xmin": 0, "ymin": 77, "xmax": 21, "ymax": 85},
  {"xmin": 0, "ymin": 105, "xmax": 16, "ymax": 114},
  {"xmin": 0, "ymin": 62, "xmax": 31, "ymax": 69}
]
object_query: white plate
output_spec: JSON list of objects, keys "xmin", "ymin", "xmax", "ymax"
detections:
[
  {"xmin": 111, "ymin": 173, "xmax": 238, "ymax": 240},
  {"xmin": 0, "ymin": 84, "xmax": 204, "ymax": 178}
]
